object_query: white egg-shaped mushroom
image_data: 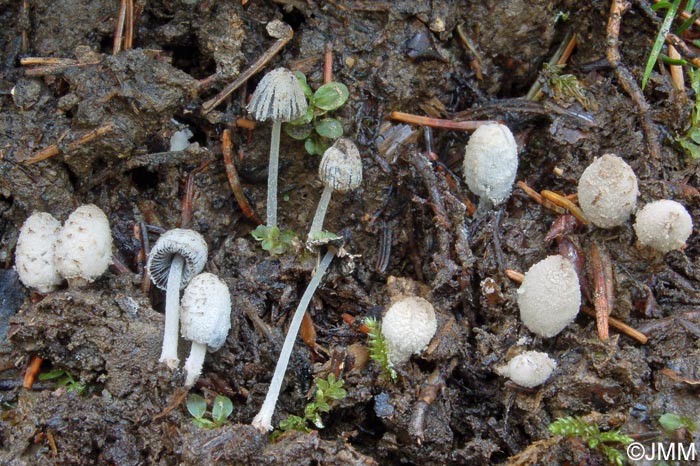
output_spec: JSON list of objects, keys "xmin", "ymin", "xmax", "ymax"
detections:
[
  {"xmin": 463, "ymin": 123, "xmax": 518, "ymax": 207},
  {"xmin": 577, "ymin": 154, "xmax": 638, "ymax": 228},
  {"xmin": 147, "ymin": 228, "xmax": 208, "ymax": 369},
  {"xmin": 15, "ymin": 212, "xmax": 63, "ymax": 293},
  {"xmin": 180, "ymin": 273, "xmax": 232, "ymax": 387},
  {"xmin": 54, "ymin": 204, "xmax": 112, "ymax": 284},
  {"xmin": 381, "ymin": 296, "xmax": 437, "ymax": 365},
  {"xmin": 308, "ymin": 138, "xmax": 363, "ymax": 239},
  {"xmin": 496, "ymin": 351, "xmax": 556, "ymax": 388},
  {"xmin": 634, "ymin": 200, "xmax": 693, "ymax": 253},
  {"xmin": 248, "ymin": 67, "xmax": 309, "ymax": 228},
  {"xmin": 517, "ymin": 255, "xmax": 581, "ymax": 337}
]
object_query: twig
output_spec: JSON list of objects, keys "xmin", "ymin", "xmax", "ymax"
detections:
[
  {"xmin": 516, "ymin": 181, "xmax": 566, "ymax": 214},
  {"xmin": 667, "ymin": 44, "xmax": 685, "ymax": 91},
  {"xmin": 540, "ymin": 190, "xmax": 590, "ymax": 225},
  {"xmin": 113, "ymin": 0, "xmax": 127, "ymax": 54},
  {"xmin": 125, "ymin": 0, "xmax": 134, "ymax": 50},
  {"xmin": 607, "ymin": 0, "xmax": 661, "ymax": 160},
  {"xmin": 374, "ymin": 221, "xmax": 392, "ymax": 273},
  {"xmin": 22, "ymin": 355, "xmax": 43, "ymax": 389},
  {"xmin": 526, "ymin": 31, "xmax": 578, "ymax": 101},
  {"xmin": 590, "ymin": 242, "xmax": 612, "ymax": 341},
  {"xmin": 201, "ymin": 20, "xmax": 293, "ymax": 113},
  {"xmin": 23, "ymin": 122, "xmax": 115, "ymax": 164},
  {"xmin": 323, "ymin": 42, "xmax": 333, "ymax": 84},
  {"xmin": 390, "ymin": 111, "xmax": 499, "ymax": 131},
  {"xmin": 222, "ymin": 129, "xmax": 263, "ymax": 225},
  {"xmin": 410, "ymin": 358, "xmax": 458, "ymax": 444}
]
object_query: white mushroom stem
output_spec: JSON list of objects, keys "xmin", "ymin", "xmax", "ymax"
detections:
[
  {"xmin": 159, "ymin": 255, "xmax": 184, "ymax": 368},
  {"xmin": 183, "ymin": 341, "xmax": 207, "ymax": 387},
  {"xmin": 267, "ymin": 120, "xmax": 282, "ymax": 228},
  {"xmin": 308, "ymin": 185, "xmax": 333, "ymax": 239},
  {"xmin": 252, "ymin": 250, "xmax": 335, "ymax": 432}
]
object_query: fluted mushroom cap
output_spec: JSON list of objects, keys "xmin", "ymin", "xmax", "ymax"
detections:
[
  {"xmin": 381, "ymin": 296, "xmax": 437, "ymax": 364},
  {"xmin": 319, "ymin": 138, "xmax": 363, "ymax": 193},
  {"xmin": 180, "ymin": 273, "xmax": 232, "ymax": 351},
  {"xmin": 633, "ymin": 200, "xmax": 693, "ymax": 253},
  {"xmin": 15, "ymin": 212, "xmax": 63, "ymax": 292},
  {"xmin": 247, "ymin": 68, "xmax": 308, "ymax": 122},
  {"xmin": 147, "ymin": 229, "xmax": 207, "ymax": 290}
]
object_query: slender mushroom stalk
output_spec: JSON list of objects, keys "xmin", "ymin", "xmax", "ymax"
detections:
[
  {"xmin": 147, "ymin": 229, "xmax": 208, "ymax": 369},
  {"xmin": 252, "ymin": 250, "xmax": 335, "ymax": 432},
  {"xmin": 180, "ymin": 273, "xmax": 232, "ymax": 387},
  {"xmin": 308, "ymin": 138, "xmax": 363, "ymax": 240},
  {"xmin": 247, "ymin": 68, "xmax": 308, "ymax": 228}
]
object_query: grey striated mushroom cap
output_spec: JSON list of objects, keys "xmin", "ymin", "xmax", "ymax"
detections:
[
  {"xmin": 319, "ymin": 138, "xmax": 363, "ymax": 193},
  {"xmin": 247, "ymin": 68, "xmax": 308, "ymax": 122},
  {"xmin": 147, "ymin": 229, "xmax": 207, "ymax": 290}
]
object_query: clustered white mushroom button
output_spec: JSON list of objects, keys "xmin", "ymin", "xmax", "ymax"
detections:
[
  {"xmin": 633, "ymin": 200, "xmax": 693, "ymax": 253},
  {"xmin": 15, "ymin": 212, "xmax": 63, "ymax": 293},
  {"xmin": 248, "ymin": 67, "xmax": 309, "ymax": 228},
  {"xmin": 147, "ymin": 229, "xmax": 208, "ymax": 369},
  {"xmin": 381, "ymin": 296, "xmax": 438, "ymax": 365},
  {"xmin": 54, "ymin": 204, "xmax": 113, "ymax": 286},
  {"xmin": 577, "ymin": 154, "xmax": 639, "ymax": 228},
  {"xmin": 308, "ymin": 138, "xmax": 363, "ymax": 239},
  {"xmin": 463, "ymin": 123, "xmax": 519, "ymax": 208},
  {"xmin": 496, "ymin": 351, "xmax": 557, "ymax": 388},
  {"xmin": 180, "ymin": 272, "xmax": 232, "ymax": 387},
  {"xmin": 517, "ymin": 255, "xmax": 581, "ymax": 338}
]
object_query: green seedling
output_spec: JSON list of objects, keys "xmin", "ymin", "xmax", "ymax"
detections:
[
  {"xmin": 38, "ymin": 369, "xmax": 86, "ymax": 395},
  {"xmin": 276, "ymin": 373, "xmax": 347, "ymax": 436},
  {"xmin": 541, "ymin": 63, "xmax": 596, "ymax": 111},
  {"xmin": 364, "ymin": 317, "xmax": 397, "ymax": 382},
  {"xmin": 251, "ymin": 225, "xmax": 297, "ymax": 255},
  {"xmin": 283, "ymin": 72, "xmax": 349, "ymax": 156},
  {"xmin": 659, "ymin": 413, "xmax": 697, "ymax": 433},
  {"xmin": 548, "ymin": 416, "xmax": 633, "ymax": 466},
  {"xmin": 186, "ymin": 393, "xmax": 233, "ymax": 429},
  {"xmin": 677, "ymin": 66, "xmax": 700, "ymax": 158}
]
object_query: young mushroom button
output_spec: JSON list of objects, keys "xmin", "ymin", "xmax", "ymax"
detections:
[
  {"xmin": 147, "ymin": 229, "xmax": 208, "ymax": 369},
  {"xmin": 15, "ymin": 212, "xmax": 63, "ymax": 293},
  {"xmin": 381, "ymin": 296, "xmax": 437, "ymax": 365},
  {"xmin": 577, "ymin": 154, "xmax": 638, "ymax": 228},
  {"xmin": 633, "ymin": 200, "xmax": 693, "ymax": 253},
  {"xmin": 54, "ymin": 204, "xmax": 113, "ymax": 286},
  {"xmin": 308, "ymin": 138, "xmax": 363, "ymax": 239},
  {"xmin": 496, "ymin": 351, "xmax": 557, "ymax": 388},
  {"xmin": 180, "ymin": 273, "xmax": 232, "ymax": 387},
  {"xmin": 247, "ymin": 67, "xmax": 308, "ymax": 228}
]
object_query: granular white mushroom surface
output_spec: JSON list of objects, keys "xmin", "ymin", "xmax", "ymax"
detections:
[
  {"xmin": 381, "ymin": 296, "xmax": 437, "ymax": 364},
  {"xmin": 15, "ymin": 212, "xmax": 63, "ymax": 293},
  {"xmin": 496, "ymin": 351, "xmax": 556, "ymax": 388},
  {"xmin": 634, "ymin": 200, "xmax": 693, "ymax": 253},
  {"xmin": 577, "ymin": 154, "xmax": 638, "ymax": 228}
]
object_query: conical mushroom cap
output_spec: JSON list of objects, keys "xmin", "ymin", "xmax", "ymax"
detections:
[
  {"xmin": 247, "ymin": 68, "xmax": 308, "ymax": 122},
  {"xmin": 180, "ymin": 273, "xmax": 232, "ymax": 350},
  {"xmin": 319, "ymin": 138, "xmax": 363, "ymax": 193},
  {"xmin": 147, "ymin": 229, "xmax": 207, "ymax": 290}
]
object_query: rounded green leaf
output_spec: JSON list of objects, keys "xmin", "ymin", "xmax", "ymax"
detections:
[
  {"xmin": 212, "ymin": 395, "xmax": 233, "ymax": 425},
  {"xmin": 284, "ymin": 122, "xmax": 313, "ymax": 140},
  {"xmin": 305, "ymin": 137, "xmax": 327, "ymax": 156},
  {"xmin": 312, "ymin": 82, "xmax": 349, "ymax": 111},
  {"xmin": 287, "ymin": 107, "xmax": 314, "ymax": 126},
  {"xmin": 293, "ymin": 71, "xmax": 313, "ymax": 99},
  {"xmin": 314, "ymin": 118, "xmax": 343, "ymax": 139},
  {"xmin": 186, "ymin": 394, "xmax": 207, "ymax": 419}
]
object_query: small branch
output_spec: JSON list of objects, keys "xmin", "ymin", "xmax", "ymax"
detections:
[
  {"xmin": 323, "ymin": 42, "xmax": 333, "ymax": 84},
  {"xmin": 590, "ymin": 242, "xmax": 613, "ymax": 341},
  {"xmin": 113, "ymin": 0, "xmax": 127, "ymax": 54},
  {"xmin": 23, "ymin": 122, "xmax": 116, "ymax": 165},
  {"xmin": 22, "ymin": 355, "xmax": 43, "ymax": 389},
  {"xmin": 390, "ymin": 111, "xmax": 498, "ymax": 131},
  {"xmin": 540, "ymin": 190, "xmax": 590, "ymax": 225},
  {"xmin": 222, "ymin": 129, "xmax": 263, "ymax": 225}
]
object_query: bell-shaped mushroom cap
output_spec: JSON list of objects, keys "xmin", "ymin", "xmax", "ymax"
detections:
[
  {"xmin": 319, "ymin": 138, "xmax": 363, "ymax": 193},
  {"xmin": 463, "ymin": 123, "xmax": 518, "ymax": 205},
  {"xmin": 15, "ymin": 212, "xmax": 63, "ymax": 293},
  {"xmin": 180, "ymin": 273, "xmax": 232, "ymax": 350},
  {"xmin": 247, "ymin": 68, "xmax": 308, "ymax": 122},
  {"xmin": 54, "ymin": 204, "xmax": 113, "ymax": 282},
  {"xmin": 381, "ymin": 296, "xmax": 437, "ymax": 364},
  {"xmin": 633, "ymin": 200, "xmax": 693, "ymax": 253},
  {"xmin": 578, "ymin": 154, "xmax": 638, "ymax": 228},
  {"xmin": 496, "ymin": 351, "xmax": 556, "ymax": 388},
  {"xmin": 517, "ymin": 255, "xmax": 581, "ymax": 337},
  {"xmin": 147, "ymin": 229, "xmax": 207, "ymax": 290}
]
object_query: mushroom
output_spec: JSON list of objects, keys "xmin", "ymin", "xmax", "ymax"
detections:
[
  {"xmin": 633, "ymin": 199, "xmax": 693, "ymax": 253},
  {"xmin": 577, "ymin": 154, "xmax": 638, "ymax": 228},
  {"xmin": 252, "ymin": 250, "xmax": 334, "ymax": 432},
  {"xmin": 180, "ymin": 273, "xmax": 232, "ymax": 387},
  {"xmin": 54, "ymin": 204, "xmax": 112, "ymax": 286},
  {"xmin": 517, "ymin": 255, "xmax": 581, "ymax": 337},
  {"xmin": 147, "ymin": 229, "xmax": 208, "ymax": 368},
  {"xmin": 496, "ymin": 351, "xmax": 556, "ymax": 388},
  {"xmin": 463, "ymin": 123, "xmax": 518, "ymax": 208},
  {"xmin": 247, "ymin": 67, "xmax": 308, "ymax": 228},
  {"xmin": 381, "ymin": 296, "xmax": 437, "ymax": 365},
  {"xmin": 15, "ymin": 212, "xmax": 63, "ymax": 293},
  {"xmin": 308, "ymin": 138, "xmax": 363, "ymax": 239}
]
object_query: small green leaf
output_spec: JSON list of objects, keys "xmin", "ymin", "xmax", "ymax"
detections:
[
  {"xmin": 293, "ymin": 71, "xmax": 313, "ymax": 99},
  {"xmin": 642, "ymin": 0, "xmax": 681, "ymax": 89},
  {"xmin": 212, "ymin": 395, "xmax": 233, "ymax": 425},
  {"xmin": 251, "ymin": 224, "xmax": 270, "ymax": 241},
  {"xmin": 312, "ymin": 82, "xmax": 349, "ymax": 111},
  {"xmin": 314, "ymin": 118, "xmax": 343, "ymax": 139},
  {"xmin": 284, "ymin": 122, "xmax": 313, "ymax": 140},
  {"xmin": 304, "ymin": 136, "xmax": 327, "ymax": 156},
  {"xmin": 39, "ymin": 369, "xmax": 66, "ymax": 381},
  {"xmin": 312, "ymin": 413, "xmax": 324, "ymax": 429},
  {"xmin": 287, "ymin": 107, "xmax": 314, "ymax": 126},
  {"xmin": 193, "ymin": 418, "xmax": 216, "ymax": 429},
  {"xmin": 659, "ymin": 413, "xmax": 697, "ymax": 432},
  {"xmin": 186, "ymin": 394, "xmax": 207, "ymax": 419},
  {"xmin": 279, "ymin": 414, "xmax": 307, "ymax": 432}
]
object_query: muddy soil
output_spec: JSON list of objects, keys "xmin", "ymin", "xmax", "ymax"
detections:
[{"xmin": 1, "ymin": 0, "xmax": 699, "ymax": 465}]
